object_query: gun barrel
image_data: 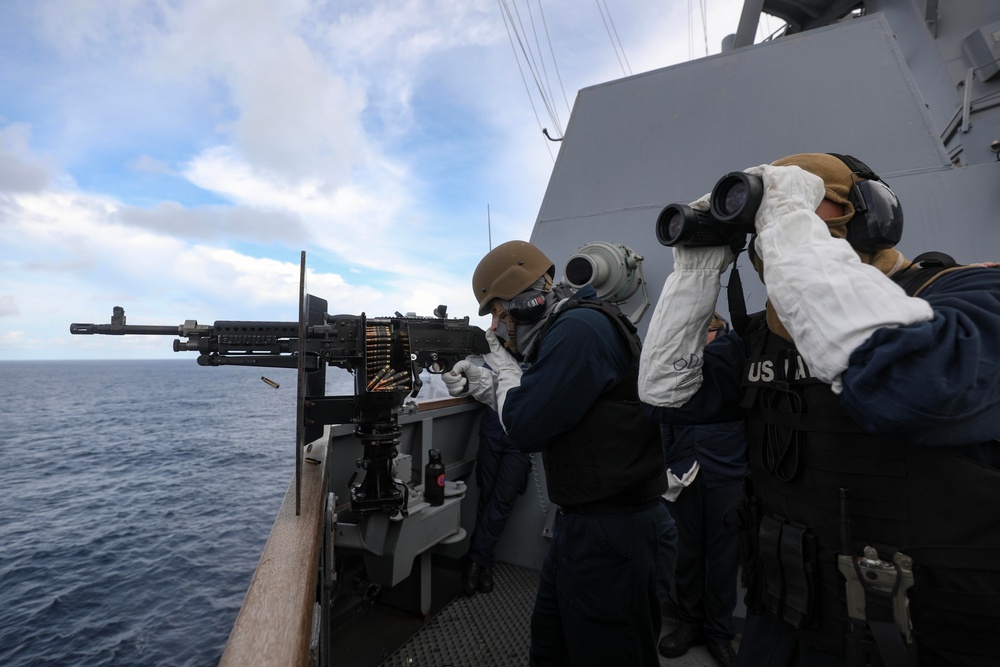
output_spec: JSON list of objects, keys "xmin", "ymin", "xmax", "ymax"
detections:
[{"xmin": 70, "ymin": 323, "xmax": 182, "ymax": 336}]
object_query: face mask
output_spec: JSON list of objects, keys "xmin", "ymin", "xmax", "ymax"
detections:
[
  {"xmin": 494, "ymin": 294, "xmax": 547, "ymax": 359},
  {"xmin": 512, "ymin": 283, "xmax": 575, "ymax": 361},
  {"xmin": 492, "ymin": 301, "xmax": 519, "ymax": 354}
]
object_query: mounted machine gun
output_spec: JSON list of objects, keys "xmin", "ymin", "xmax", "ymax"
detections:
[{"xmin": 70, "ymin": 252, "xmax": 488, "ymax": 517}]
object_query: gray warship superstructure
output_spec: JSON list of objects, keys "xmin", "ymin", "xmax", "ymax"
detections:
[
  {"xmin": 220, "ymin": 1, "xmax": 1000, "ymax": 664},
  {"xmin": 532, "ymin": 0, "xmax": 1000, "ymax": 334}
]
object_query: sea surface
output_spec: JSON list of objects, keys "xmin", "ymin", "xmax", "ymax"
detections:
[{"xmin": 0, "ymin": 359, "xmax": 357, "ymax": 666}]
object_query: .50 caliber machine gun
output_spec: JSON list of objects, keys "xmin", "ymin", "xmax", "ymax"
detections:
[{"xmin": 70, "ymin": 252, "xmax": 488, "ymax": 517}]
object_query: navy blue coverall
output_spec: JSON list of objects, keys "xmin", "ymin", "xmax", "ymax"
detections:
[
  {"xmin": 660, "ymin": 419, "xmax": 747, "ymax": 643},
  {"xmin": 467, "ymin": 408, "xmax": 531, "ymax": 568},
  {"xmin": 500, "ymin": 285, "xmax": 678, "ymax": 667}
]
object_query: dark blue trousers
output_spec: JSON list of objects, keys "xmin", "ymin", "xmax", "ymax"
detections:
[
  {"xmin": 468, "ymin": 410, "xmax": 531, "ymax": 566},
  {"xmin": 670, "ymin": 473, "xmax": 743, "ymax": 641},
  {"xmin": 529, "ymin": 501, "xmax": 678, "ymax": 667}
]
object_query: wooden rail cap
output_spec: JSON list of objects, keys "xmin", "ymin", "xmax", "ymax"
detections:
[{"xmin": 219, "ymin": 440, "xmax": 328, "ymax": 667}]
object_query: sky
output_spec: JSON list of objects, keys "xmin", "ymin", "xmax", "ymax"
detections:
[{"xmin": 0, "ymin": 0, "xmax": 772, "ymax": 360}]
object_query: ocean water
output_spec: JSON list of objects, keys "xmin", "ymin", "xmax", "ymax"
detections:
[{"xmin": 0, "ymin": 359, "xmax": 350, "ymax": 666}]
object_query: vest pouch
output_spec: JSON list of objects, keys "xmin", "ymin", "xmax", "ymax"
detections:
[
  {"xmin": 727, "ymin": 479, "xmax": 765, "ymax": 615},
  {"xmin": 758, "ymin": 515, "xmax": 816, "ymax": 629},
  {"xmin": 904, "ymin": 546, "xmax": 1000, "ymax": 667}
]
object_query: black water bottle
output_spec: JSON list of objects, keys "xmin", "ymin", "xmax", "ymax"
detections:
[{"xmin": 425, "ymin": 449, "xmax": 445, "ymax": 506}]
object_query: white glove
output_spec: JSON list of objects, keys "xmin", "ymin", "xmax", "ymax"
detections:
[
  {"xmin": 662, "ymin": 461, "xmax": 701, "ymax": 502},
  {"xmin": 746, "ymin": 163, "xmax": 933, "ymax": 392},
  {"xmin": 483, "ymin": 330, "xmax": 523, "ymax": 428},
  {"xmin": 443, "ymin": 359, "xmax": 499, "ymax": 410},
  {"xmin": 639, "ymin": 193, "xmax": 735, "ymax": 408}
]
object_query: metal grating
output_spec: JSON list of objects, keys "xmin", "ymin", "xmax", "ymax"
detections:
[{"xmin": 383, "ymin": 562, "xmax": 538, "ymax": 667}]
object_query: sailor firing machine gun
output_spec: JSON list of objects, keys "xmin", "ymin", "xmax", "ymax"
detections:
[{"xmin": 70, "ymin": 243, "xmax": 649, "ymax": 619}]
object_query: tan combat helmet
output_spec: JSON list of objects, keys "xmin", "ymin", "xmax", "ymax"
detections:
[{"xmin": 472, "ymin": 241, "xmax": 555, "ymax": 316}]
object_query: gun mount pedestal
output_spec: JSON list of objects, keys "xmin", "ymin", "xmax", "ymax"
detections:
[
  {"xmin": 327, "ymin": 398, "xmax": 483, "ymax": 619},
  {"xmin": 336, "ymin": 486, "xmax": 466, "ymax": 580},
  {"xmin": 350, "ymin": 421, "xmax": 408, "ymax": 516},
  {"xmin": 337, "ymin": 446, "xmax": 470, "ymax": 617}
]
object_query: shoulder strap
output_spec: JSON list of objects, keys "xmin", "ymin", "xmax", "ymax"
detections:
[
  {"xmin": 891, "ymin": 251, "xmax": 959, "ymax": 296},
  {"xmin": 727, "ymin": 263, "xmax": 751, "ymax": 336},
  {"xmin": 738, "ymin": 314, "xmax": 771, "ymax": 409},
  {"xmin": 827, "ymin": 153, "xmax": 880, "ymax": 181},
  {"xmin": 528, "ymin": 297, "xmax": 640, "ymax": 364}
]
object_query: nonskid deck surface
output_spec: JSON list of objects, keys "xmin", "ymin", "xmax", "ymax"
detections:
[
  {"xmin": 384, "ymin": 562, "xmax": 536, "ymax": 666},
  {"xmin": 382, "ymin": 562, "xmax": 738, "ymax": 666}
]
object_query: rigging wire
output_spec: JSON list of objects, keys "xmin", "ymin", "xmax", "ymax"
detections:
[
  {"xmin": 499, "ymin": 0, "xmax": 564, "ymax": 138},
  {"xmin": 688, "ymin": 0, "xmax": 694, "ymax": 61},
  {"xmin": 499, "ymin": 0, "xmax": 634, "ymax": 151},
  {"xmin": 536, "ymin": 0, "xmax": 572, "ymax": 118},
  {"xmin": 699, "ymin": 0, "xmax": 709, "ymax": 56},
  {"xmin": 596, "ymin": 0, "xmax": 631, "ymax": 77},
  {"xmin": 688, "ymin": 0, "xmax": 709, "ymax": 59},
  {"xmin": 525, "ymin": 2, "xmax": 562, "ymax": 126},
  {"xmin": 510, "ymin": 0, "xmax": 564, "ymax": 135},
  {"xmin": 498, "ymin": 0, "xmax": 558, "ymax": 161}
]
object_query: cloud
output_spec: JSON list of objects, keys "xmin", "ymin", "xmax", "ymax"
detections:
[
  {"xmin": 128, "ymin": 154, "xmax": 172, "ymax": 175},
  {"xmin": 0, "ymin": 330, "xmax": 24, "ymax": 345},
  {"xmin": 34, "ymin": 0, "xmax": 158, "ymax": 58},
  {"xmin": 136, "ymin": 0, "xmax": 371, "ymax": 186},
  {"xmin": 319, "ymin": 1, "xmax": 502, "ymax": 133},
  {"xmin": 116, "ymin": 200, "xmax": 309, "ymax": 243},
  {"xmin": 180, "ymin": 144, "xmax": 442, "ymax": 274},
  {"xmin": 0, "ymin": 154, "xmax": 48, "ymax": 192},
  {"xmin": 0, "ymin": 294, "xmax": 18, "ymax": 316},
  {"xmin": 0, "ymin": 124, "xmax": 58, "ymax": 192}
]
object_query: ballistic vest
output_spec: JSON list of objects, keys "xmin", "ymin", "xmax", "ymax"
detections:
[
  {"xmin": 740, "ymin": 257, "xmax": 1000, "ymax": 666},
  {"xmin": 535, "ymin": 298, "xmax": 667, "ymax": 509}
]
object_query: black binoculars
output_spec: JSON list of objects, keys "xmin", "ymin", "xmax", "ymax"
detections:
[{"xmin": 656, "ymin": 172, "xmax": 764, "ymax": 247}]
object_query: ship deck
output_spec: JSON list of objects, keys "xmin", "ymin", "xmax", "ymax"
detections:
[{"xmin": 333, "ymin": 559, "xmax": 741, "ymax": 666}]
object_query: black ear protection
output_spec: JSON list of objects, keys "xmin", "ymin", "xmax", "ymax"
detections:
[
  {"xmin": 507, "ymin": 290, "xmax": 547, "ymax": 324},
  {"xmin": 732, "ymin": 154, "xmax": 904, "ymax": 338},
  {"xmin": 827, "ymin": 153, "xmax": 904, "ymax": 252},
  {"xmin": 747, "ymin": 153, "xmax": 903, "ymax": 263}
]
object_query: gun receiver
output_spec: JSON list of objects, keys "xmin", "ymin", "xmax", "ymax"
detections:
[{"xmin": 70, "ymin": 252, "xmax": 488, "ymax": 517}]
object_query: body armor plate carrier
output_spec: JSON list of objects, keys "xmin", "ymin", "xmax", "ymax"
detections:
[
  {"xmin": 533, "ymin": 297, "xmax": 667, "ymax": 510},
  {"xmin": 737, "ymin": 253, "xmax": 1000, "ymax": 666}
]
